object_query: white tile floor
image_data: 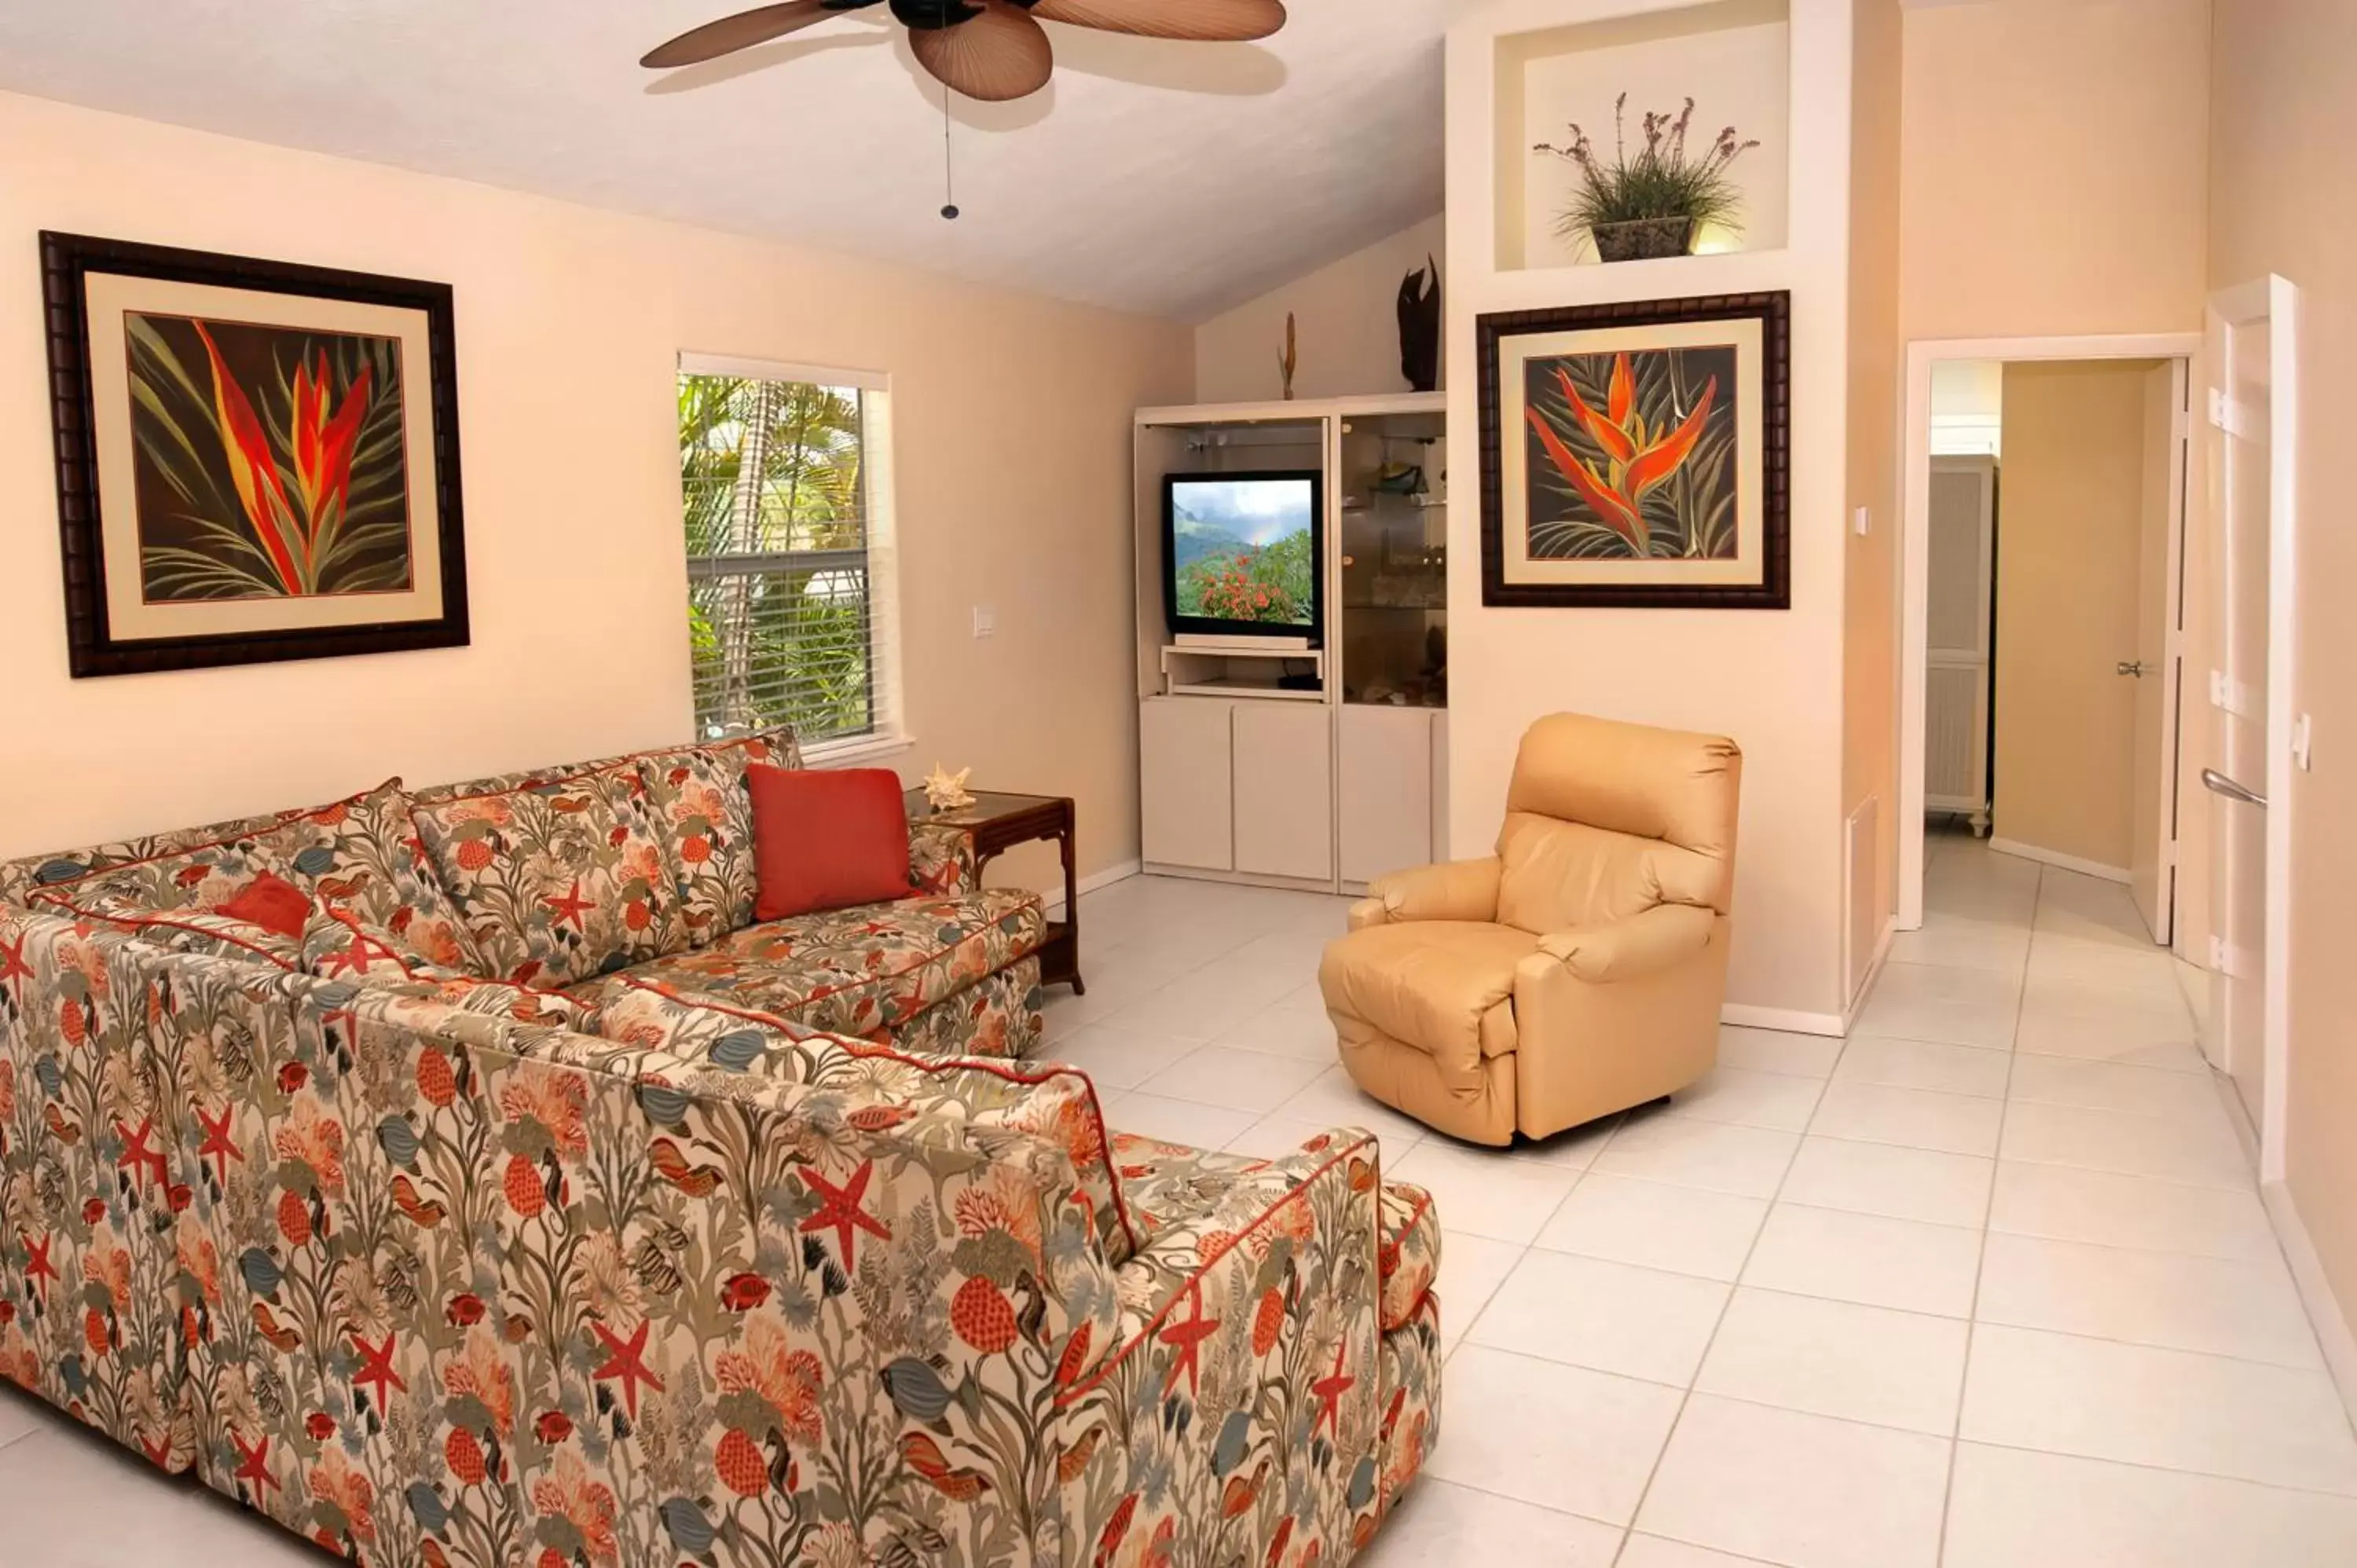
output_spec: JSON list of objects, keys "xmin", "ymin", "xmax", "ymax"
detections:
[{"xmin": 2, "ymin": 836, "xmax": 2354, "ymax": 1564}]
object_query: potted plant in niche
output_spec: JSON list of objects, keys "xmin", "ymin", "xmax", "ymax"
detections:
[{"xmin": 1534, "ymin": 95, "xmax": 1760, "ymax": 263}]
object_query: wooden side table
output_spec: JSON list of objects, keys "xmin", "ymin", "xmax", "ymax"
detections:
[{"xmin": 906, "ymin": 789, "xmax": 1083, "ymax": 994}]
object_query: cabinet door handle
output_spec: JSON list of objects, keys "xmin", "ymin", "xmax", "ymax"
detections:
[{"xmin": 2116, "ymin": 660, "xmax": 2148, "ymax": 677}]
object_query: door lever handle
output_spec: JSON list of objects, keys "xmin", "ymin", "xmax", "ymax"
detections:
[
  {"xmin": 2201, "ymin": 768, "xmax": 2267, "ymax": 809},
  {"xmin": 2116, "ymin": 661, "xmax": 2148, "ymax": 677}
]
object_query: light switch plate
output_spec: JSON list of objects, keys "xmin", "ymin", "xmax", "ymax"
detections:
[
  {"xmin": 1853, "ymin": 506, "xmax": 1871, "ymax": 537},
  {"xmin": 971, "ymin": 604, "xmax": 995, "ymax": 639}
]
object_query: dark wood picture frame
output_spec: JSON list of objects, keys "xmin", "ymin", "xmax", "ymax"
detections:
[
  {"xmin": 1477, "ymin": 290, "xmax": 1791, "ymax": 610},
  {"xmin": 40, "ymin": 231, "xmax": 471, "ymax": 676}
]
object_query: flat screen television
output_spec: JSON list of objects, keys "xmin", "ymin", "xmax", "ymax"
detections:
[{"xmin": 1162, "ymin": 470, "xmax": 1324, "ymax": 643}]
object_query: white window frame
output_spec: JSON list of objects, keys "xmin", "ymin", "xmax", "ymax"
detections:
[{"xmin": 676, "ymin": 351, "xmax": 909, "ymax": 767}]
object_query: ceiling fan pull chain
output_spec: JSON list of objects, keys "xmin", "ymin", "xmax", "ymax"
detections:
[{"xmin": 940, "ymin": 79, "xmax": 959, "ymax": 220}]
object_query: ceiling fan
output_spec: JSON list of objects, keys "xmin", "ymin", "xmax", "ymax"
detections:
[{"xmin": 642, "ymin": 0, "xmax": 1288, "ymax": 103}]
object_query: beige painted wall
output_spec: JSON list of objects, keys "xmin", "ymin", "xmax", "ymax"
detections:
[
  {"xmin": 1447, "ymin": 0, "xmax": 1862, "ymax": 1022},
  {"xmin": 1193, "ymin": 213, "xmax": 1444, "ymax": 403},
  {"xmin": 2207, "ymin": 0, "xmax": 2357, "ymax": 1346},
  {"xmin": 1991, "ymin": 361, "xmax": 2159, "ymax": 872},
  {"xmin": 1897, "ymin": 0, "xmax": 2216, "ymax": 965},
  {"xmin": 1843, "ymin": 0, "xmax": 1904, "ymax": 988},
  {"xmin": 1899, "ymin": 0, "xmax": 2211, "ymax": 340},
  {"xmin": 0, "ymin": 91, "xmax": 1191, "ymax": 892}
]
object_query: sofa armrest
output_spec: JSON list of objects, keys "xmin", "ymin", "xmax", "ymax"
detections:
[
  {"xmin": 1532, "ymin": 902, "xmax": 1717, "ymax": 984},
  {"xmin": 1356, "ymin": 856, "xmax": 1503, "ymax": 929},
  {"xmin": 908, "ymin": 817, "xmax": 979, "ymax": 896},
  {"xmin": 1054, "ymin": 1130, "xmax": 1387, "ymax": 1564}
]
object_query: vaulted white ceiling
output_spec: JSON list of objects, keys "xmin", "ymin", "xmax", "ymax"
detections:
[{"xmin": 0, "ymin": 0, "xmax": 1453, "ymax": 321}]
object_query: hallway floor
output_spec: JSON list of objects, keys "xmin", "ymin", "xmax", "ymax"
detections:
[{"xmin": 0, "ymin": 841, "xmax": 2351, "ymax": 1564}]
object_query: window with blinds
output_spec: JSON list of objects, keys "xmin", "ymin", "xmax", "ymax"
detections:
[{"xmin": 676, "ymin": 355, "xmax": 900, "ymax": 753}]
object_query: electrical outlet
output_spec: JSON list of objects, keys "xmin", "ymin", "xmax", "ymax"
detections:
[{"xmin": 970, "ymin": 604, "xmax": 995, "ymax": 639}]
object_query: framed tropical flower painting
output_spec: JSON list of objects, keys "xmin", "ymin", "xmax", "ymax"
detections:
[
  {"xmin": 40, "ymin": 232, "xmax": 469, "ymax": 676},
  {"xmin": 1477, "ymin": 291, "xmax": 1789, "ymax": 608}
]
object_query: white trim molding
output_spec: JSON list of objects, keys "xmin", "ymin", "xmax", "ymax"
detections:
[
  {"xmin": 1985, "ymin": 837, "xmax": 2132, "ymax": 885},
  {"xmin": 1843, "ymin": 916, "xmax": 1897, "ymax": 1034},
  {"xmin": 1721, "ymin": 1003, "xmax": 1846, "ymax": 1039},
  {"xmin": 1043, "ymin": 859, "xmax": 1141, "ymax": 920},
  {"xmin": 2263, "ymin": 1181, "xmax": 2357, "ymax": 1426},
  {"xmin": 801, "ymin": 733, "xmax": 916, "ymax": 769}
]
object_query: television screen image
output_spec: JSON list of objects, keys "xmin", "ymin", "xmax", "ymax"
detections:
[{"xmin": 1164, "ymin": 471, "xmax": 1322, "ymax": 639}]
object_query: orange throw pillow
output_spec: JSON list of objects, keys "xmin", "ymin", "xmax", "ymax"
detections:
[
  {"xmin": 215, "ymin": 870, "xmax": 313, "ymax": 939},
  {"xmin": 748, "ymin": 766, "xmax": 912, "ymax": 921}
]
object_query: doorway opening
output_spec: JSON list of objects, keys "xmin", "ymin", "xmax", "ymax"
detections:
[{"xmin": 1899, "ymin": 334, "xmax": 2201, "ymax": 955}]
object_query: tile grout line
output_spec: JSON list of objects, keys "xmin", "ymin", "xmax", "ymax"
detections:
[
  {"xmin": 1947, "ymin": 1431, "xmax": 2357, "ymax": 1505},
  {"xmin": 1442, "ymin": 1115, "xmax": 1624, "ymax": 1365},
  {"xmin": 1934, "ymin": 860, "xmax": 2038, "ymax": 1568},
  {"xmin": 1607, "ymin": 1031, "xmax": 1848, "ymax": 1562}
]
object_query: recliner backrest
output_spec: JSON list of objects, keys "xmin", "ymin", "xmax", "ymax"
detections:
[{"xmin": 1493, "ymin": 713, "xmax": 1743, "ymax": 935}]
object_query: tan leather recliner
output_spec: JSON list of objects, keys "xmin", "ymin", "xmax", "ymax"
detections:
[{"xmin": 1320, "ymin": 713, "xmax": 1742, "ymax": 1145}]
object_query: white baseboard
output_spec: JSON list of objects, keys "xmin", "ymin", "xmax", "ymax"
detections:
[
  {"xmin": 1844, "ymin": 916, "xmax": 1897, "ymax": 1032},
  {"xmin": 1986, "ymin": 837, "xmax": 2132, "ymax": 884},
  {"xmin": 1043, "ymin": 859, "xmax": 1140, "ymax": 918},
  {"xmin": 2261, "ymin": 1180, "xmax": 2357, "ymax": 1425},
  {"xmin": 1721, "ymin": 1003, "xmax": 1847, "ymax": 1039}
]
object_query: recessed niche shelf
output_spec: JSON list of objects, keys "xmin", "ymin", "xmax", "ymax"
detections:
[{"xmin": 1496, "ymin": 0, "xmax": 1792, "ymax": 275}]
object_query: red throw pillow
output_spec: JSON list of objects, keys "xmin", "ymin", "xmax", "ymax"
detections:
[
  {"xmin": 216, "ymin": 871, "xmax": 313, "ymax": 939},
  {"xmin": 748, "ymin": 766, "xmax": 912, "ymax": 921}
]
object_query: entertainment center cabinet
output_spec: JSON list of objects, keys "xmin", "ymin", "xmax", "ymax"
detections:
[{"xmin": 1134, "ymin": 394, "xmax": 1448, "ymax": 895}]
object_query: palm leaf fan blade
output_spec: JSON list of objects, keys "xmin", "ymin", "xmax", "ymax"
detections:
[
  {"xmin": 909, "ymin": 2, "xmax": 1053, "ymax": 101},
  {"xmin": 642, "ymin": 0, "xmax": 842, "ymax": 67},
  {"xmin": 1023, "ymin": 0, "xmax": 1284, "ymax": 41}
]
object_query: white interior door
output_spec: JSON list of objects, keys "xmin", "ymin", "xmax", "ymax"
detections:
[
  {"xmin": 2129, "ymin": 361, "xmax": 2188, "ymax": 943},
  {"xmin": 2202, "ymin": 284, "xmax": 2293, "ymax": 1152}
]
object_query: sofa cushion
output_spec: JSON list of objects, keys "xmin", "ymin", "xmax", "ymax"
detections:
[
  {"xmin": 878, "ymin": 957, "xmax": 1041, "ymax": 1061},
  {"xmin": 747, "ymin": 765, "xmax": 911, "ymax": 920},
  {"xmin": 0, "ymin": 805, "xmax": 300, "ymax": 909},
  {"xmin": 254, "ymin": 780, "xmax": 484, "ymax": 979},
  {"xmin": 406, "ymin": 747, "xmax": 650, "ymax": 809},
  {"xmin": 362, "ymin": 972, "xmax": 599, "ymax": 1030},
  {"xmin": 579, "ymin": 889, "xmax": 1044, "ymax": 1041},
  {"xmin": 629, "ymin": 727, "xmax": 802, "ymax": 942},
  {"xmin": 412, "ymin": 764, "xmax": 685, "ymax": 987},
  {"xmin": 22, "ymin": 833, "xmax": 304, "ymax": 969},
  {"xmin": 585, "ymin": 984, "xmax": 1138, "ymax": 1263}
]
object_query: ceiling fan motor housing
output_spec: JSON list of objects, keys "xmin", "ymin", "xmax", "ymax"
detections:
[{"xmin": 890, "ymin": 0, "xmax": 985, "ymax": 30}]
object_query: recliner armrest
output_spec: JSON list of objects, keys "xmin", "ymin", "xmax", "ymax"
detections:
[
  {"xmin": 1530, "ymin": 902, "xmax": 1716, "ymax": 984},
  {"xmin": 1357, "ymin": 856, "xmax": 1504, "ymax": 929}
]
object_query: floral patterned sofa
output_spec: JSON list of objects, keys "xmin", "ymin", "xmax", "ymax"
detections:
[
  {"xmin": 0, "ymin": 735, "xmax": 1443, "ymax": 1566},
  {"xmin": 0, "ymin": 729, "xmax": 1043, "ymax": 1064}
]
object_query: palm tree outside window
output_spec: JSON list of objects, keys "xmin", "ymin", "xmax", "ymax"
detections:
[{"xmin": 676, "ymin": 354, "xmax": 902, "ymax": 754}]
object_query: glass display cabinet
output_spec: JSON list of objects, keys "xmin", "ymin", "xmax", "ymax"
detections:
[{"xmin": 1336, "ymin": 408, "xmax": 1447, "ymax": 709}]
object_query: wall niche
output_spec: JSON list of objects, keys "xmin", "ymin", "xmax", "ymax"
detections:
[{"xmin": 1497, "ymin": 0, "xmax": 1792, "ymax": 273}]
